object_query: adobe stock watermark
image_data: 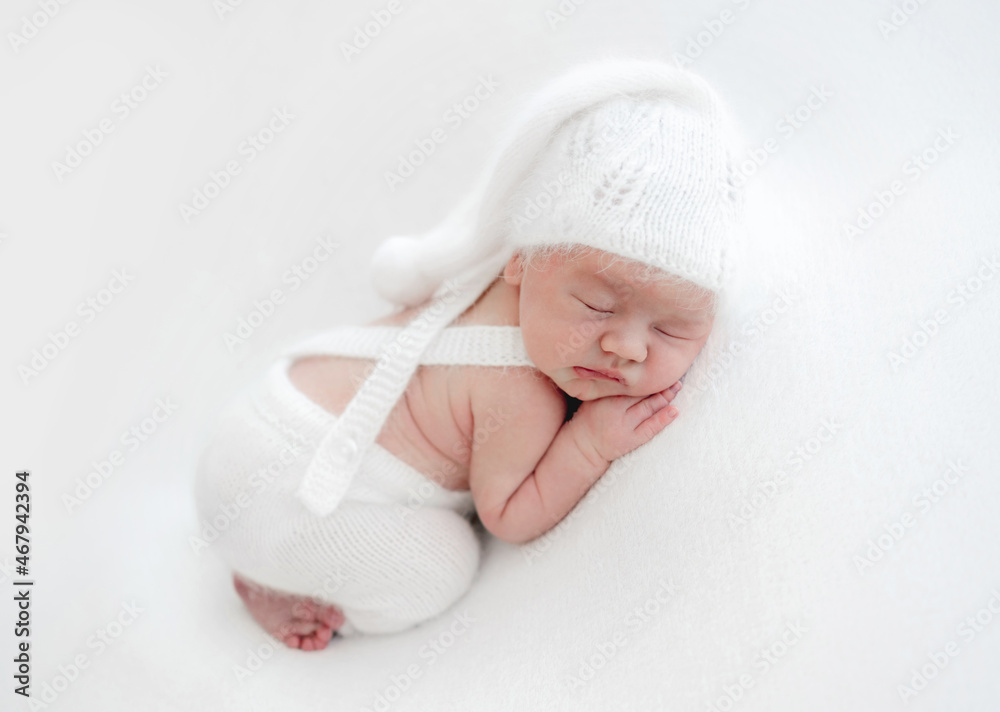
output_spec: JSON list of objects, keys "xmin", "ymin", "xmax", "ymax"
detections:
[
  {"xmin": 896, "ymin": 587, "xmax": 1000, "ymax": 704},
  {"xmin": 393, "ymin": 462, "xmax": 458, "ymax": 523},
  {"xmin": 177, "ymin": 106, "xmax": 296, "ymax": 223},
  {"xmin": 222, "ymin": 232, "xmax": 340, "ymax": 352},
  {"xmin": 62, "ymin": 397, "xmax": 179, "ymax": 514},
  {"xmin": 671, "ymin": 0, "xmax": 754, "ymax": 67},
  {"xmin": 363, "ymin": 609, "xmax": 476, "ymax": 712},
  {"xmin": 509, "ymin": 171, "xmax": 571, "ymax": 235},
  {"xmin": 727, "ymin": 417, "xmax": 844, "ymax": 531},
  {"xmin": 341, "ymin": 0, "xmax": 404, "ymax": 62},
  {"xmin": 18, "ymin": 268, "xmax": 135, "ymax": 385},
  {"xmin": 878, "ymin": 0, "xmax": 932, "ymax": 40},
  {"xmin": 395, "ymin": 406, "xmax": 512, "ymax": 521},
  {"xmin": 231, "ymin": 616, "xmax": 346, "ymax": 682},
  {"xmin": 843, "ymin": 128, "xmax": 959, "ymax": 240},
  {"xmin": 384, "ymin": 74, "xmax": 500, "ymax": 191},
  {"xmin": 691, "ymin": 287, "xmax": 800, "ymax": 394},
  {"xmin": 731, "ymin": 85, "xmax": 833, "ymax": 188},
  {"xmin": 7, "ymin": 0, "xmax": 74, "ymax": 54},
  {"xmin": 886, "ymin": 254, "xmax": 997, "ymax": 370},
  {"xmin": 544, "ymin": 0, "xmax": 589, "ymax": 30},
  {"xmin": 509, "ymin": 115, "xmax": 633, "ymax": 250},
  {"xmin": 232, "ymin": 634, "xmax": 288, "ymax": 682},
  {"xmin": 17, "ymin": 601, "xmax": 144, "ymax": 707},
  {"xmin": 521, "ymin": 448, "xmax": 644, "ymax": 565},
  {"xmin": 213, "ymin": 0, "xmax": 247, "ymax": 21},
  {"xmin": 706, "ymin": 621, "xmax": 808, "ymax": 711},
  {"xmin": 852, "ymin": 458, "xmax": 969, "ymax": 574},
  {"xmin": 194, "ymin": 399, "xmax": 318, "ymax": 572},
  {"xmin": 51, "ymin": 64, "xmax": 168, "ymax": 182},
  {"xmin": 292, "ymin": 566, "xmax": 353, "ymax": 618},
  {"xmin": 190, "ymin": 441, "xmax": 303, "ymax": 555},
  {"xmin": 348, "ymin": 275, "xmax": 466, "ymax": 394},
  {"xmin": 329, "ymin": 266, "xmax": 493, "ymax": 485},
  {"xmin": 565, "ymin": 579, "xmax": 679, "ymax": 691}
]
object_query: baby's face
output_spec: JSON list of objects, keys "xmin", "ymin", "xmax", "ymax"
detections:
[{"xmin": 506, "ymin": 249, "xmax": 715, "ymax": 401}]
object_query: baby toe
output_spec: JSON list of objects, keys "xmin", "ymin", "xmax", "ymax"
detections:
[
  {"xmin": 290, "ymin": 600, "xmax": 315, "ymax": 620},
  {"xmin": 317, "ymin": 606, "xmax": 345, "ymax": 629},
  {"xmin": 290, "ymin": 619, "xmax": 320, "ymax": 636}
]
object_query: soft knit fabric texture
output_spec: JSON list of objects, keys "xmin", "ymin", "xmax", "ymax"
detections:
[
  {"xmin": 194, "ymin": 320, "xmax": 535, "ymax": 635},
  {"xmin": 506, "ymin": 93, "xmax": 736, "ymax": 292},
  {"xmin": 289, "ymin": 325, "xmax": 531, "ymax": 367},
  {"xmin": 369, "ymin": 58, "xmax": 742, "ymax": 308}
]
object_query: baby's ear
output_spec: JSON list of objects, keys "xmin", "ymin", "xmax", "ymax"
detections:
[{"xmin": 503, "ymin": 252, "xmax": 526, "ymax": 286}]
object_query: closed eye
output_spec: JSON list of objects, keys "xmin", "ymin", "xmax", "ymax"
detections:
[
  {"xmin": 657, "ymin": 328, "xmax": 693, "ymax": 340},
  {"xmin": 578, "ymin": 298, "xmax": 612, "ymax": 314}
]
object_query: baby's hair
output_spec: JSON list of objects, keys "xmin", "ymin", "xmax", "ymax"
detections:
[{"xmin": 511, "ymin": 242, "xmax": 719, "ymax": 317}]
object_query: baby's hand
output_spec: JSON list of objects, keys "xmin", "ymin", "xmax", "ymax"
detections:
[{"xmin": 570, "ymin": 381, "xmax": 683, "ymax": 467}]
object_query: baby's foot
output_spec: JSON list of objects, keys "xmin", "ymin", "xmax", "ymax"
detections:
[{"xmin": 232, "ymin": 572, "xmax": 345, "ymax": 651}]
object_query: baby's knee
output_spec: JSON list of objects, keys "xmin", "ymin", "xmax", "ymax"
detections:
[
  {"xmin": 356, "ymin": 504, "xmax": 481, "ymax": 617},
  {"xmin": 404, "ymin": 506, "xmax": 481, "ymax": 584},
  {"xmin": 337, "ymin": 506, "xmax": 481, "ymax": 635}
]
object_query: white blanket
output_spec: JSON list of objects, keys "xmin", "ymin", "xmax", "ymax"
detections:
[{"xmin": 4, "ymin": 0, "xmax": 998, "ymax": 710}]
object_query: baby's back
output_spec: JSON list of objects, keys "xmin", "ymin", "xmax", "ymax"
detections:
[{"xmin": 287, "ymin": 279, "xmax": 565, "ymax": 492}]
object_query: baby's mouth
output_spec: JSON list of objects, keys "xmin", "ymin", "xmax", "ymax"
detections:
[{"xmin": 573, "ymin": 366, "xmax": 624, "ymax": 384}]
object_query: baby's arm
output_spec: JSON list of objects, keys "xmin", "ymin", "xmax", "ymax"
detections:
[{"xmin": 469, "ymin": 372, "xmax": 682, "ymax": 545}]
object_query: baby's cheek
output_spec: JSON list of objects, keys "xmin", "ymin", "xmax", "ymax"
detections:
[
  {"xmin": 553, "ymin": 321, "xmax": 595, "ymax": 363},
  {"xmin": 647, "ymin": 353, "xmax": 684, "ymax": 390}
]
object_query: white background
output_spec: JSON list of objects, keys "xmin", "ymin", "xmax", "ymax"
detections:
[{"xmin": 2, "ymin": 0, "xmax": 999, "ymax": 710}]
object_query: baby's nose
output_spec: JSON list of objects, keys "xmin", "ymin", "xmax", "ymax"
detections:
[{"xmin": 601, "ymin": 330, "xmax": 646, "ymax": 363}]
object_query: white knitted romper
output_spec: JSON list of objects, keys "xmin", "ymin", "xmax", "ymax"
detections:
[{"xmin": 194, "ymin": 258, "xmax": 534, "ymax": 636}]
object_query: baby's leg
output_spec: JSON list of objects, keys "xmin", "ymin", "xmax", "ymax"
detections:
[
  {"xmin": 232, "ymin": 572, "xmax": 345, "ymax": 651},
  {"xmin": 324, "ymin": 502, "xmax": 481, "ymax": 635},
  {"xmin": 234, "ymin": 500, "xmax": 481, "ymax": 638}
]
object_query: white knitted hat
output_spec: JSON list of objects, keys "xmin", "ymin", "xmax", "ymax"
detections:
[
  {"xmin": 294, "ymin": 59, "xmax": 744, "ymax": 518},
  {"xmin": 370, "ymin": 57, "xmax": 743, "ymax": 307}
]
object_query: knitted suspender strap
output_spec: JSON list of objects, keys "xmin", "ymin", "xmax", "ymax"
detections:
[
  {"xmin": 295, "ymin": 251, "xmax": 507, "ymax": 517},
  {"xmin": 285, "ymin": 326, "xmax": 534, "ymax": 367}
]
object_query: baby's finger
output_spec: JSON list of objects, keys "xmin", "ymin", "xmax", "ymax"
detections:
[
  {"xmin": 626, "ymin": 390, "xmax": 671, "ymax": 423},
  {"xmin": 636, "ymin": 403, "xmax": 679, "ymax": 440},
  {"xmin": 663, "ymin": 385, "xmax": 682, "ymax": 403}
]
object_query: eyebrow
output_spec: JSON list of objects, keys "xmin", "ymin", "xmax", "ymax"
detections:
[{"xmin": 589, "ymin": 270, "xmax": 620, "ymax": 289}]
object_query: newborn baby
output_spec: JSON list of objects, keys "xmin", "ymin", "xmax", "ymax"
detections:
[
  {"xmin": 231, "ymin": 245, "xmax": 713, "ymax": 649},
  {"xmin": 195, "ymin": 59, "xmax": 740, "ymax": 651}
]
